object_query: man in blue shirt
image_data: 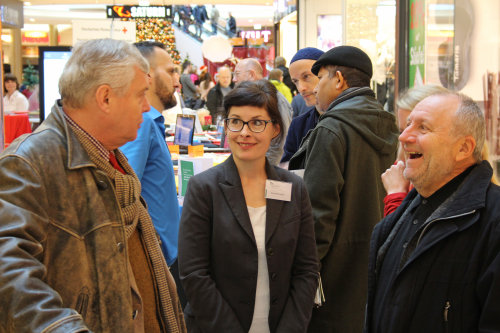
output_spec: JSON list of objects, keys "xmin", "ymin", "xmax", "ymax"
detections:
[{"xmin": 121, "ymin": 42, "xmax": 180, "ymax": 268}]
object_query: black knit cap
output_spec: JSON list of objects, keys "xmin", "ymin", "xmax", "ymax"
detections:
[{"xmin": 311, "ymin": 45, "xmax": 373, "ymax": 78}]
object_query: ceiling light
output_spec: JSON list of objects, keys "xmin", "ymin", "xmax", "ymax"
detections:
[
  {"xmin": 1, "ymin": 35, "xmax": 12, "ymax": 43},
  {"xmin": 24, "ymin": 2, "xmax": 32, "ymax": 6},
  {"xmin": 29, "ymin": 18, "xmax": 35, "ymax": 22}
]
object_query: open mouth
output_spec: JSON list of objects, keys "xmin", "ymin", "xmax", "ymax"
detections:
[{"xmin": 408, "ymin": 152, "xmax": 423, "ymax": 159}]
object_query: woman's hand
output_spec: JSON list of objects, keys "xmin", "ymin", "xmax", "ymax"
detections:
[{"xmin": 381, "ymin": 160, "xmax": 410, "ymax": 194}]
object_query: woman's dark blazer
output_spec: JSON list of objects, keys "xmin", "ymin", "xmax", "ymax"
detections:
[{"xmin": 178, "ymin": 155, "xmax": 319, "ymax": 333}]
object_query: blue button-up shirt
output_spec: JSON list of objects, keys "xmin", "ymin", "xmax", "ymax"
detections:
[{"xmin": 120, "ymin": 107, "xmax": 180, "ymax": 266}]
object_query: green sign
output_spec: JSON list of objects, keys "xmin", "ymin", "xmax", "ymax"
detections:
[
  {"xmin": 180, "ymin": 160, "xmax": 194, "ymax": 196},
  {"xmin": 409, "ymin": 0, "xmax": 425, "ymax": 87}
]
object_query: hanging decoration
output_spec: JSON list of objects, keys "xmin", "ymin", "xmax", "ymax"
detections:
[{"xmin": 134, "ymin": 18, "xmax": 181, "ymax": 64}]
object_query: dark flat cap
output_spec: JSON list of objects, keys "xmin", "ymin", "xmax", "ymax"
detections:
[{"xmin": 311, "ymin": 45, "xmax": 373, "ymax": 78}]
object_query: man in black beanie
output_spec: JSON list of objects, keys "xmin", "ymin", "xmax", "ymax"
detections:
[{"xmin": 289, "ymin": 45, "xmax": 399, "ymax": 333}]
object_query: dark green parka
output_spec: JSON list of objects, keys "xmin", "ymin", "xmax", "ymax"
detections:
[{"xmin": 289, "ymin": 87, "xmax": 398, "ymax": 333}]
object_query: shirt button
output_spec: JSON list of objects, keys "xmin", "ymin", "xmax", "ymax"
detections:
[
  {"xmin": 422, "ymin": 199, "xmax": 428, "ymax": 204},
  {"xmin": 132, "ymin": 309, "xmax": 139, "ymax": 319},
  {"xmin": 403, "ymin": 242, "xmax": 408, "ymax": 249},
  {"xmin": 412, "ymin": 219, "xmax": 418, "ymax": 225},
  {"xmin": 271, "ymin": 273, "xmax": 277, "ymax": 281},
  {"xmin": 117, "ymin": 242, "xmax": 125, "ymax": 252},
  {"xmin": 271, "ymin": 298, "xmax": 278, "ymax": 305},
  {"xmin": 267, "ymin": 248, "xmax": 274, "ymax": 256}
]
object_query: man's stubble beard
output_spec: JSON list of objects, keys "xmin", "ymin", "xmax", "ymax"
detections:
[{"xmin": 156, "ymin": 75, "xmax": 177, "ymax": 110}]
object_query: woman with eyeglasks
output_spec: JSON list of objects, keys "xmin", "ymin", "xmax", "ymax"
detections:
[{"xmin": 178, "ymin": 80, "xmax": 318, "ymax": 333}]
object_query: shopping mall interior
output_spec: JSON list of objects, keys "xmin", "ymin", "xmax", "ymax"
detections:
[{"xmin": 1, "ymin": 0, "xmax": 500, "ymax": 162}]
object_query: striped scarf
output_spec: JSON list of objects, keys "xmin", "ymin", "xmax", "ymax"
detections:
[{"xmin": 67, "ymin": 116, "xmax": 185, "ymax": 332}]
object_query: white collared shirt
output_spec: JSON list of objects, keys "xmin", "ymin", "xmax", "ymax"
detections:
[{"xmin": 3, "ymin": 90, "xmax": 29, "ymax": 112}]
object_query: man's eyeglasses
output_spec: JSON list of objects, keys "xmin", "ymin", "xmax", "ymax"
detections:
[{"xmin": 224, "ymin": 118, "xmax": 274, "ymax": 133}]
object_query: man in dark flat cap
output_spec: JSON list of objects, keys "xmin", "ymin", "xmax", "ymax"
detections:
[{"xmin": 289, "ymin": 45, "xmax": 398, "ymax": 332}]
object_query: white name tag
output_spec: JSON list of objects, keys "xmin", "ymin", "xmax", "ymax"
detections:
[{"xmin": 265, "ymin": 180, "xmax": 292, "ymax": 202}]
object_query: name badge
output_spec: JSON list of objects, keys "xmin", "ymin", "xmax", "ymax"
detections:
[{"xmin": 265, "ymin": 180, "xmax": 292, "ymax": 202}]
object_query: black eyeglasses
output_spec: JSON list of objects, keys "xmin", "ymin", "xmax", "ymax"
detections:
[{"xmin": 224, "ymin": 118, "xmax": 274, "ymax": 133}]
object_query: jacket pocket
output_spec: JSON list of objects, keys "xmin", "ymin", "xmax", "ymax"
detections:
[
  {"xmin": 443, "ymin": 300, "xmax": 451, "ymax": 333},
  {"xmin": 75, "ymin": 287, "xmax": 90, "ymax": 319}
]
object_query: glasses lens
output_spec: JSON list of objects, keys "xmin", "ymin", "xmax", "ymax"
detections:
[
  {"xmin": 248, "ymin": 120, "xmax": 266, "ymax": 133},
  {"xmin": 226, "ymin": 118, "xmax": 243, "ymax": 131}
]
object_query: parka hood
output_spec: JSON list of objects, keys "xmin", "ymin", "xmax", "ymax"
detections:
[{"xmin": 319, "ymin": 87, "xmax": 398, "ymax": 155}]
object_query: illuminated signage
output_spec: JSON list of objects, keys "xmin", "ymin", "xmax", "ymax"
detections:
[
  {"xmin": 240, "ymin": 30, "xmax": 272, "ymax": 43},
  {"xmin": 22, "ymin": 31, "xmax": 49, "ymax": 44},
  {"xmin": 106, "ymin": 5, "xmax": 172, "ymax": 19}
]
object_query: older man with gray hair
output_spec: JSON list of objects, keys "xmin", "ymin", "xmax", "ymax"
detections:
[
  {"xmin": 365, "ymin": 92, "xmax": 500, "ymax": 332},
  {"xmin": 0, "ymin": 39, "xmax": 186, "ymax": 332},
  {"xmin": 233, "ymin": 58, "xmax": 292, "ymax": 165}
]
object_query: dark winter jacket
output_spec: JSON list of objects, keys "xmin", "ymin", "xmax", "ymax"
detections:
[
  {"xmin": 365, "ymin": 160, "xmax": 500, "ymax": 333},
  {"xmin": 281, "ymin": 106, "xmax": 319, "ymax": 163},
  {"xmin": 289, "ymin": 87, "xmax": 398, "ymax": 333},
  {"xmin": 227, "ymin": 16, "xmax": 236, "ymax": 34},
  {"xmin": 193, "ymin": 5, "xmax": 208, "ymax": 24},
  {"xmin": 206, "ymin": 81, "xmax": 234, "ymax": 116}
]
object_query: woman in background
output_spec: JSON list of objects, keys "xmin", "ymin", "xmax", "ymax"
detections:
[
  {"xmin": 198, "ymin": 70, "xmax": 215, "ymax": 103},
  {"xmin": 3, "ymin": 73, "xmax": 29, "ymax": 112},
  {"xmin": 178, "ymin": 80, "xmax": 318, "ymax": 333}
]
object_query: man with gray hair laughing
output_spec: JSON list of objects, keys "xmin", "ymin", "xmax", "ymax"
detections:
[{"xmin": 365, "ymin": 92, "xmax": 500, "ymax": 333}]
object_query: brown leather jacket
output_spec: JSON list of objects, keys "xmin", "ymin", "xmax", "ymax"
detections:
[{"xmin": 0, "ymin": 103, "xmax": 183, "ymax": 332}]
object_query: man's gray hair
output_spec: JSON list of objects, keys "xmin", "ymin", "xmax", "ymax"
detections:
[
  {"xmin": 450, "ymin": 93, "xmax": 485, "ymax": 163},
  {"xmin": 59, "ymin": 39, "xmax": 149, "ymax": 108}
]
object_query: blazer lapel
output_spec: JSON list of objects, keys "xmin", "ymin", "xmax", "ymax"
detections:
[
  {"xmin": 265, "ymin": 161, "xmax": 284, "ymax": 244},
  {"xmin": 219, "ymin": 156, "xmax": 256, "ymax": 244}
]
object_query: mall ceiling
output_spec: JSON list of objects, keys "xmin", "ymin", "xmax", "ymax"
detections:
[
  {"xmin": 21, "ymin": 1, "xmax": 274, "ymax": 27},
  {"xmin": 24, "ymin": 0, "xmax": 272, "ymax": 6}
]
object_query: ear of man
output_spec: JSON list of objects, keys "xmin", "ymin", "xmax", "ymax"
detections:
[
  {"xmin": 455, "ymin": 135, "xmax": 476, "ymax": 163},
  {"xmin": 95, "ymin": 85, "xmax": 113, "ymax": 114},
  {"xmin": 335, "ymin": 70, "xmax": 349, "ymax": 90}
]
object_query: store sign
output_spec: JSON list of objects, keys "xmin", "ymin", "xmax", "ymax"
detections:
[
  {"xmin": 22, "ymin": 31, "xmax": 49, "ymax": 44},
  {"xmin": 408, "ymin": 0, "xmax": 425, "ymax": 87},
  {"xmin": 106, "ymin": 6, "xmax": 172, "ymax": 19},
  {"xmin": 0, "ymin": 0, "xmax": 23, "ymax": 29},
  {"xmin": 72, "ymin": 20, "xmax": 136, "ymax": 44},
  {"xmin": 240, "ymin": 30, "xmax": 272, "ymax": 43}
]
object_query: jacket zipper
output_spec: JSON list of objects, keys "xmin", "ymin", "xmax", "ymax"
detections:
[
  {"xmin": 416, "ymin": 210, "xmax": 476, "ymax": 247},
  {"xmin": 443, "ymin": 300, "xmax": 451, "ymax": 333}
]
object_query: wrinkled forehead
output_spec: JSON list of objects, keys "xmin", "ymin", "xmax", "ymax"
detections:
[
  {"xmin": 290, "ymin": 60, "xmax": 315, "ymax": 77},
  {"xmin": 235, "ymin": 62, "xmax": 246, "ymax": 72},
  {"xmin": 411, "ymin": 94, "xmax": 459, "ymax": 123}
]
